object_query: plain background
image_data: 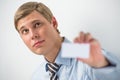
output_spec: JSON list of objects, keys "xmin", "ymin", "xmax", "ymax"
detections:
[{"xmin": 0, "ymin": 0, "xmax": 120, "ymax": 80}]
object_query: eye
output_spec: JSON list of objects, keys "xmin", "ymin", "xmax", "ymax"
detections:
[
  {"xmin": 21, "ymin": 29, "xmax": 29, "ymax": 35},
  {"xmin": 34, "ymin": 22, "xmax": 41, "ymax": 28}
]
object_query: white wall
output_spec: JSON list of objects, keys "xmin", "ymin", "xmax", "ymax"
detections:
[{"xmin": 0, "ymin": 0, "xmax": 120, "ymax": 80}]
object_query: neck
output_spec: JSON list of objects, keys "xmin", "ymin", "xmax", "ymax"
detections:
[{"xmin": 45, "ymin": 37, "xmax": 64, "ymax": 63}]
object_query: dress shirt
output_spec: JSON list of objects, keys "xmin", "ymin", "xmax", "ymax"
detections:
[{"xmin": 32, "ymin": 38, "xmax": 120, "ymax": 80}]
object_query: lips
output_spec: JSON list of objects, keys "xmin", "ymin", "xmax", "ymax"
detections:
[{"xmin": 33, "ymin": 40, "xmax": 45, "ymax": 48}]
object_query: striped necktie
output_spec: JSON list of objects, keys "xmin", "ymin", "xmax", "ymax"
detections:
[{"xmin": 47, "ymin": 63, "xmax": 61, "ymax": 80}]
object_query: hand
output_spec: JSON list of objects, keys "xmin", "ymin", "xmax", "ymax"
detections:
[{"xmin": 74, "ymin": 32, "xmax": 109, "ymax": 68}]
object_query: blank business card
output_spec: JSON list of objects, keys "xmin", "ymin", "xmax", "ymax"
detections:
[{"xmin": 61, "ymin": 43, "xmax": 90, "ymax": 58}]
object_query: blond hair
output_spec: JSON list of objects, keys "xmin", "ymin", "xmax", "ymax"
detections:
[{"xmin": 14, "ymin": 2, "xmax": 53, "ymax": 30}]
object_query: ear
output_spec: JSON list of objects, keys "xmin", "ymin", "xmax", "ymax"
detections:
[{"xmin": 51, "ymin": 17, "xmax": 58, "ymax": 29}]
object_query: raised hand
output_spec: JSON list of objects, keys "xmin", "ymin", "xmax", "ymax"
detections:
[{"xmin": 74, "ymin": 32, "xmax": 109, "ymax": 68}]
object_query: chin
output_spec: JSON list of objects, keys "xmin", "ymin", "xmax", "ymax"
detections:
[
  {"xmin": 35, "ymin": 51, "xmax": 43, "ymax": 55},
  {"xmin": 31, "ymin": 49, "xmax": 43, "ymax": 55},
  {"xmin": 35, "ymin": 53, "xmax": 43, "ymax": 55}
]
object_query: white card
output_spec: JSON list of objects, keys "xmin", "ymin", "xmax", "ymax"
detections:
[{"xmin": 61, "ymin": 43, "xmax": 90, "ymax": 58}]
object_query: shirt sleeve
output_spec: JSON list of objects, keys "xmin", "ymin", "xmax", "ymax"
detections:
[{"xmin": 92, "ymin": 50, "xmax": 120, "ymax": 80}]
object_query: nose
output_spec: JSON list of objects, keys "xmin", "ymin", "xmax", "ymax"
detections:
[{"xmin": 30, "ymin": 30, "xmax": 39, "ymax": 40}]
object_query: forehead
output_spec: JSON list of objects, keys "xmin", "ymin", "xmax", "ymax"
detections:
[{"xmin": 17, "ymin": 11, "xmax": 47, "ymax": 30}]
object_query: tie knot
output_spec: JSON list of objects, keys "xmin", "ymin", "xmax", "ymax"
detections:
[
  {"xmin": 47, "ymin": 63, "xmax": 61, "ymax": 73},
  {"xmin": 46, "ymin": 63, "xmax": 61, "ymax": 80}
]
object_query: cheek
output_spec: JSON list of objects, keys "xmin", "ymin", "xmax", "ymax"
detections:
[
  {"xmin": 21, "ymin": 36, "xmax": 31, "ymax": 48},
  {"xmin": 43, "ymin": 26, "xmax": 56, "ymax": 37},
  {"xmin": 40, "ymin": 27, "xmax": 51, "ymax": 39}
]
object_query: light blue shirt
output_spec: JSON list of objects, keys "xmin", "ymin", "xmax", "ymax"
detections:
[{"xmin": 32, "ymin": 38, "xmax": 120, "ymax": 80}]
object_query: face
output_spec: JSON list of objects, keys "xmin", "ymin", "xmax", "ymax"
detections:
[{"xmin": 17, "ymin": 10, "xmax": 62, "ymax": 56}]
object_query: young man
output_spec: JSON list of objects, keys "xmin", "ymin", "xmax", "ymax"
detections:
[{"xmin": 14, "ymin": 2, "xmax": 120, "ymax": 80}]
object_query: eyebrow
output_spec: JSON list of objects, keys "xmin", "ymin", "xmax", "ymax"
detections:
[
  {"xmin": 31, "ymin": 20, "xmax": 41, "ymax": 24},
  {"xmin": 18, "ymin": 26, "xmax": 25, "ymax": 32}
]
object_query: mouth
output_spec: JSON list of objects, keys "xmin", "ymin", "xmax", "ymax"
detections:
[{"xmin": 33, "ymin": 40, "xmax": 45, "ymax": 48}]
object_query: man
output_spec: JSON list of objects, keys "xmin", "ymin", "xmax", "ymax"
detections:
[{"xmin": 14, "ymin": 1, "xmax": 120, "ymax": 80}]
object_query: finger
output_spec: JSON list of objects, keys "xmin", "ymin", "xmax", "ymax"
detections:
[
  {"xmin": 74, "ymin": 37, "xmax": 79, "ymax": 43},
  {"xmin": 79, "ymin": 31, "xmax": 85, "ymax": 43},
  {"xmin": 90, "ymin": 39, "xmax": 101, "ymax": 49},
  {"xmin": 85, "ymin": 33, "xmax": 93, "ymax": 43},
  {"xmin": 74, "ymin": 32, "xmax": 85, "ymax": 43}
]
